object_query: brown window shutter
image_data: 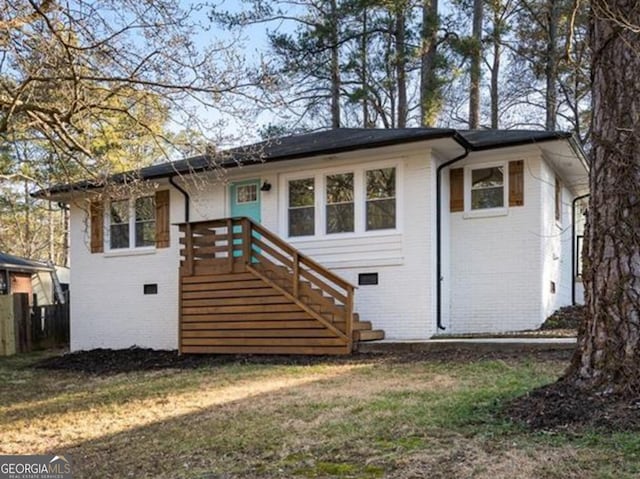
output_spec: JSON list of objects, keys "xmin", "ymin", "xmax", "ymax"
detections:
[
  {"xmin": 509, "ymin": 160, "xmax": 524, "ymax": 207},
  {"xmin": 90, "ymin": 201, "xmax": 104, "ymax": 253},
  {"xmin": 450, "ymin": 168, "xmax": 464, "ymax": 212},
  {"xmin": 155, "ymin": 190, "xmax": 170, "ymax": 248}
]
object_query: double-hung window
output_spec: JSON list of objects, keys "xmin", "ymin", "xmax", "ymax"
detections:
[
  {"xmin": 366, "ymin": 168, "xmax": 396, "ymax": 230},
  {"xmin": 470, "ymin": 165, "xmax": 504, "ymax": 210},
  {"xmin": 288, "ymin": 178, "xmax": 315, "ymax": 237},
  {"xmin": 109, "ymin": 196, "xmax": 156, "ymax": 250},
  {"xmin": 326, "ymin": 173, "xmax": 354, "ymax": 234}
]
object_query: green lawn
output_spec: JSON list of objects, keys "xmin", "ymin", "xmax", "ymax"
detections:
[{"xmin": 0, "ymin": 351, "xmax": 638, "ymax": 478}]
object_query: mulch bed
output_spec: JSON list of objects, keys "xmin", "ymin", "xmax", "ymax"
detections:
[
  {"xmin": 33, "ymin": 347, "xmax": 572, "ymax": 375},
  {"xmin": 505, "ymin": 379, "xmax": 640, "ymax": 431},
  {"xmin": 540, "ymin": 305, "xmax": 585, "ymax": 331}
]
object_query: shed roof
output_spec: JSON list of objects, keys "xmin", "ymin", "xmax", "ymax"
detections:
[{"xmin": 0, "ymin": 252, "xmax": 53, "ymax": 273}]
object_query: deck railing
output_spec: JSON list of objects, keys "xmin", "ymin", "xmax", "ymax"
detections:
[{"xmin": 178, "ymin": 217, "xmax": 355, "ymax": 342}]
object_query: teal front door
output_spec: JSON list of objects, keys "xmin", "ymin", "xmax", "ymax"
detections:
[
  {"xmin": 230, "ymin": 179, "xmax": 261, "ymax": 259},
  {"xmin": 230, "ymin": 179, "xmax": 261, "ymax": 222}
]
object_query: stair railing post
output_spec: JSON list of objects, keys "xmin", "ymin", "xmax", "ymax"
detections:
[
  {"xmin": 293, "ymin": 251, "xmax": 300, "ymax": 298},
  {"xmin": 185, "ymin": 223, "xmax": 194, "ymax": 276},
  {"xmin": 345, "ymin": 286, "xmax": 354, "ymax": 348},
  {"xmin": 226, "ymin": 218, "xmax": 233, "ymax": 273},
  {"xmin": 242, "ymin": 217, "xmax": 251, "ymax": 266}
]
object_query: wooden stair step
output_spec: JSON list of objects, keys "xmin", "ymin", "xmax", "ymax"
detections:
[
  {"xmin": 355, "ymin": 329, "xmax": 385, "ymax": 342},
  {"xmin": 335, "ymin": 320, "xmax": 371, "ymax": 331}
]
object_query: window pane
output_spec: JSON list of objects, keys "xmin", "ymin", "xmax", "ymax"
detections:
[
  {"xmin": 367, "ymin": 168, "xmax": 395, "ymax": 199},
  {"xmin": 135, "ymin": 196, "xmax": 155, "ymax": 221},
  {"xmin": 327, "ymin": 203, "xmax": 354, "ymax": 234},
  {"xmin": 326, "ymin": 173, "xmax": 354, "ymax": 203},
  {"xmin": 289, "ymin": 178, "xmax": 314, "ymax": 207},
  {"xmin": 110, "ymin": 224, "xmax": 129, "ymax": 249},
  {"xmin": 367, "ymin": 199, "xmax": 396, "ymax": 230},
  {"xmin": 472, "ymin": 167, "xmax": 503, "ymax": 189},
  {"xmin": 110, "ymin": 200, "xmax": 129, "ymax": 225},
  {"xmin": 289, "ymin": 207, "xmax": 315, "ymax": 237},
  {"xmin": 237, "ymin": 184, "xmax": 257, "ymax": 203},
  {"xmin": 471, "ymin": 187, "xmax": 504, "ymax": 209},
  {"xmin": 136, "ymin": 221, "xmax": 156, "ymax": 247}
]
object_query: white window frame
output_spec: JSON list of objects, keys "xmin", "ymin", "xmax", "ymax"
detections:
[
  {"xmin": 286, "ymin": 175, "xmax": 317, "ymax": 238},
  {"xmin": 104, "ymin": 196, "xmax": 156, "ymax": 252},
  {"xmin": 464, "ymin": 161, "xmax": 508, "ymax": 218},
  {"xmin": 280, "ymin": 160, "xmax": 401, "ymax": 240}
]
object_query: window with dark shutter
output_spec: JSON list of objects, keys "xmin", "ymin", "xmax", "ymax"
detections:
[
  {"xmin": 90, "ymin": 200, "xmax": 104, "ymax": 253},
  {"xmin": 508, "ymin": 160, "xmax": 524, "ymax": 207},
  {"xmin": 155, "ymin": 190, "xmax": 170, "ymax": 248}
]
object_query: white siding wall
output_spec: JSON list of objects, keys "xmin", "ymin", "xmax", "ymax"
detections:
[
  {"xmin": 443, "ymin": 150, "xmax": 580, "ymax": 334},
  {"xmin": 444, "ymin": 151, "xmax": 544, "ymax": 334},
  {"xmin": 69, "ymin": 143, "xmax": 437, "ymax": 350},
  {"xmin": 540, "ymin": 159, "xmax": 575, "ymax": 319},
  {"xmin": 69, "ymin": 190, "xmax": 183, "ymax": 351}
]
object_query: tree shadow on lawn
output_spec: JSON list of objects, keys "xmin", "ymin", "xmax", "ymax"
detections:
[{"xmin": 23, "ymin": 354, "xmax": 576, "ymax": 479}]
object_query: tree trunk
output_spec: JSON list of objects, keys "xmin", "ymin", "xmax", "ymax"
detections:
[
  {"xmin": 490, "ymin": 4, "xmax": 501, "ymax": 129},
  {"xmin": 420, "ymin": 0, "xmax": 440, "ymax": 126},
  {"xmin": 545, "ymin": 0, "xmax": 559, "ymax": 131},
  {"xmin": 361, "ymin": 6, "xmax": 369, "ymax": 128},
  {"xmin": 565, "ymin": 0, "xmax": 640, "ymax": 394},
  {"xmin": 490, "ymin": 33, "xmax": 500, "ymax": 129},
  {"xmin": 329, "ymin": 0, "xmax": 341, "ymax": 129},
  {"xmin": 395, "ymin": 4, "xmax": 408, "ymax": 128},
  {"xmin": 469, "ymin": 0, "xmax": 483, "ymax": 129}
]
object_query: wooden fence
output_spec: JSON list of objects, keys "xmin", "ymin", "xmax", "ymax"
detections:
[{"xmin": 11, "ymin": 292, "xmax": 70, "ymax": 353}]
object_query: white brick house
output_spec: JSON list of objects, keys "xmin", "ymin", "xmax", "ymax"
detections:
[{"xmin": 41, "ymin": 128, "xmax": 589, "ymax": 353}]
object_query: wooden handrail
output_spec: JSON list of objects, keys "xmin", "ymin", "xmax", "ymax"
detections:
[{"xmin": 247, "ymin": 219, "xmax": 356, "ymax": 294}]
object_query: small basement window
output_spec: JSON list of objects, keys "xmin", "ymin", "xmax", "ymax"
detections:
[
  {"xmin": 144, "ymin": 284, "xmax": 158, "ymax": 295},
  {"xmin": 358, "ymin": 273, "xmax": 379, "ymax": 285}
]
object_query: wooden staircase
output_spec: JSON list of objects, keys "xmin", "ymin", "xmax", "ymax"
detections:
[{"xmin": 178, "ymin": 217, "xmax": 384, "ymax": 355}]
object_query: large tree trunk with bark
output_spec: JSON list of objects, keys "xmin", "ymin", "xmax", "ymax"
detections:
[{"xmin": 565, "ymin": 0, "xmax": 640, "ymax": 395}]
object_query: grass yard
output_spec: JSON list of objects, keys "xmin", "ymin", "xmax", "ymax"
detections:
[{"xmin": 1, "ymin": 350, "xmax": 639, "ymax": 478}]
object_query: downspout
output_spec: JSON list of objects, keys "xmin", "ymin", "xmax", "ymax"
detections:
[
  {"xmin": 435, "ymin": 137, "xmax": 471, "ymax": 330},
  {"xmin": 571, "ymin": 193, "xmax": 589, "ymax": 305},
  {"xmin": 169, "ymin": 176, "xmax": 190, "ymax": 222}
]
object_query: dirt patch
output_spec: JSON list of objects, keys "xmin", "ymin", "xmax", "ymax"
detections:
[
  {"xmin": 505, "ymin": 379, "xmax": 640, "ymax": 431},
  {"xmin": 389, "ymin": 439, "xmax": 579, "ymax": 479},
  {"xmin": 34, "ymin": 347, "xmax": 573, "ymax": 375}
]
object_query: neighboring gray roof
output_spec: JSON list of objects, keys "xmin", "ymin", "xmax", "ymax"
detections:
[
  {"xmin": 36, "ymin": 128, "xmax": 573, "ymax": 197},
  {"xmin": 0, "ymin": 252, "xmax": 53, "ymax": 273}
]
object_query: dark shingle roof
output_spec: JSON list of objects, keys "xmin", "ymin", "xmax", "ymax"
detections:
[
  {"xmin": 0, "ymin": 252, "xmax": 53, "ymax": 273},
  {"xmin": 36, "ymin": 128, "xmax": 572, "ymax": 197}
]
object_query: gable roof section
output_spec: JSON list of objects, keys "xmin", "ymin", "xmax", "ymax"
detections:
[
  {"xmin": 36, "ymin": 128, "xmax": 578, "ymax": 197},
  {"xmin": 0, "ymin": 252, "xmax": 53, "ymax": 273}
]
